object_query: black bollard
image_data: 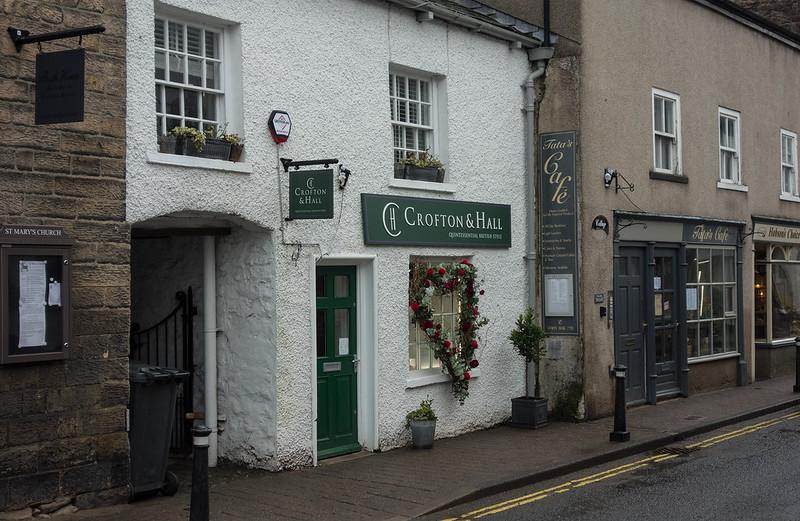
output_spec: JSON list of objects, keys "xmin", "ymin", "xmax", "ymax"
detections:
[
  {"xmin": 794, "ymin": 338, "xmax": 800, "ymax": 393},
  {"xmin": 190, "ymin": 425, "xmax": 212, "ymax": 521},
  {"xmin": 610, "ymin": 365, "xmax": 630, "ymax": 442}
]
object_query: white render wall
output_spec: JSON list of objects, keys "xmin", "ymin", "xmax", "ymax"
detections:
[{"xmin": 128, "ymin": 0, "xmax": 532, "ymax": 468}]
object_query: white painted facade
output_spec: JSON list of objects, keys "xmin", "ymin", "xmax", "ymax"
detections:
[{"xmin": 127, "ymin": 0, "xmax": 534, "ymax": 469}]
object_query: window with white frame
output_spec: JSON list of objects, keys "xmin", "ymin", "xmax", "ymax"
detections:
[
  {"xmin": 686, "ymin": 247, "xmax": 738, "ymax": 359},
  {"xmin": 652, "ymin": 89, "xmax": 681, "ymax": 175},
  {"xmin": 390, "ymin": 70, "xmax": 437, "ymax": 163},
  {"xmin": 718, "ymin": 108, "xmax": 741, "ymax": 184},
  {"xmin": 154, "ymin": 16, "xmax": 224, "ymax": 135},
  {"xmin": 781, "ymin": 130, "xmax": 798, "ymax": 196}
]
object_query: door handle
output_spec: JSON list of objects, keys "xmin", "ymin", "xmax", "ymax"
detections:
[{"xmin": 353, "ymin": 357, "xmax": 360, "ymax": 373}]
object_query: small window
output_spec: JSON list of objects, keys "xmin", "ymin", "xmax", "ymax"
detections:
[
  {"xmin": 155, "ymin": 16, "xmax": 224, "ymax": 136},
  {"xmin": 652, "ymin": 89, "xmax": 681, "ymax": 175},
  {"xmin": 781, "ymin": 130, "xmax": 798, "ymax": 197},
  {"xmin": 718, "ymin": 108, "xmax": 741, "ymax": 184}
]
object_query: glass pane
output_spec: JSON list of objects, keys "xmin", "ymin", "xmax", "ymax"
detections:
[
  {"xmin": 723, "ymin": 250, "xmax": 735, "ymax": 282},
  {"xmin": 441, "ymin": 293, "xmax": 452, "ymax": 314},
  {"xmin": 687, "ymin": 322, "xmax": 699, "ymax": 358},
  {"xmin": 334, "ymin": 309, "xmax": 349, "ymax": 356},
  {"xmin": 405, "ymin": 127, "xmax": 416, "ymax": 151},
  {"xmin": 393, "ymin": 125, "xmax": 401, "ymax": 148},
  {"xmin": 154, "ymin": 18, "xmax": 165, "ymax": 47},
  {"xmin": 156, "ymin": 116, "xmax": 162, "ymax": 136},
  {"xmin": 421, "ymin": 104, "xmax": 430, "ymax": 126},
  {"xmin": 772, "ymin": 246, "xmax": 786, "ymax": 261},
  {"xmin": 316, "ymin": 273, "xmax": 325, "ymax": 297},
  {"xmin": 409, "ymin": 102, "xmax": 418, "ymax": 124},
  {"xmin": 184, "ymin": 90, "xmax": 199, "ymax": 118},
  {"xmin": 155, "ymin": 51, "xmax": 166, "ymax": 80},
  {"xmin": 657, "ymin": 256, "xmax": 673, "ymax": 289},
  {"xmin": 699, "ymin": 321, "xmax": 712, "ymax": 356},
  {"xmin": 664, "ymin": 99, "xmax": 674, "ymax": 134},
  {"xmin": 662, "ymin": 292, "xmax": 673, "ymax": 322},
  {"xmin": 334, "ymin": 276, "xmax": 349, "ymax": 298},
  {"xmin": 654, "ymin": 97, "xmax": 664, "ymax": 132},
  {"xmin": 724, "ymin": 285, "xmax": 735, "ymax": 314},
  {"xmin": 772, "ymin": 264, "xmax": 800, "ymax": 338},
  {"xmin": 397, "ymin": 101, "xmax": 407, "ymax": 122},
  {"xmin": 418, "ymin": 130, "xmax": 427, "ymax": 151},
  {"xmin": 166, "ymin": 117, "xmax": 181, "ymax": 133},
  {"xmin": 712, "ymin": 286, "xmax": 723, "ymax": 318},
  {"xmin": 408, "ymin": 78, "xmax": 418, "ymax": 100},
  {"xmin": 699, "ymin": 285, "xmax": 712, "ymax": 319},
  {"xmin": 168, "ymin": 21, "xmax": 183, "ymax": 51},
  {"xmin": 687, "ymin": 288, "xmax": 697, "ymax": 321},
  {"xmin": 188, "ymin": 57, "xmax": 203, "ymax": 86},
  {"xmin": 754, "ymin": 243, "xmax": 767, "ymax": 261},
  {"xmin": 316, "ymin": 310, "xmax": 326, "ymax": 357},
  {"xmin": 390, "ymin": 97, "xmax": 395, "ymax": 120},
  {"xmin": 687, "ymin": 249, "xmax": 698, "ymax": 284},
  {"xmin": 169, "ymin": 53, "xmax": 184, "ymax": 83},
  {"xmin": 396, "ymin": 75, "xmax": 406, "ymax": 98},
  {"xmin": 712, "ymin": 320, "xmax": 724, "ymax": 354},
  {"xmin": 205, "ymin": 31, "xmax": 219, "ymax": 58},
  {"xmin": 719, "ymin": 116, "xmax": 726, "ymax": 147},
  {"xmin": 711, "ymin": 250, "xmax": 724, "ymax": 283},
  {"xmin": 187, "ymin": 25, "xmax": 202, "ymax": 55},
  {"xmin": 409, "ymin": 342, "xmax": 417, "ymax": 371},
  {"xmin": 697, "ymin": 249, "xmax": 711, "ymax": 283},
  {"xmin": 420, "ymin": 81, "xmax": 430, "ymax": 102},
  {"xmin": 155, "ymin": 85, "xmax": 161, "ymax": 113},
  {"xmin": 389, "ymin": 74, "xmax": 394, "ymax": 96},
  {"xmin": 165, "ymin": 87, "xmax": 181, "ymax": 115},
  {"xmin": 754, "ymin": 263, "xmax": 767, "ymax": 340},
  {"xmin": 791, "ymin": 247, "xmax": 800, "ymax": 261},
  {"xmin": 725, "ymin": 319, "xmax": 737, "ymax": 353},
  {"xmin": 202, "ymin": 93, "xmax": 217, "ymax": 122},
  {"xmin": 656, "ymin": 329, "xmax": 673, "ymax": 363},
  {"xmin": 206, "ymin": 62, "xmax": 220, "ymax": 89}
]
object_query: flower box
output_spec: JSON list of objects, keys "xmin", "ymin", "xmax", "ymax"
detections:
[
  {"xmin": 186, "ymin": 138, "xmax": 232, "ymax": 161},
  {"xmin": 394, "ymin": 164, "xmax": 445, "ymax": 183},
  {"xmin": 511, "ymin": 396, "xmax": 548, "ymax": 429},
  {"xmin": 229, "ymin": 143, "xmax": 244, "ymax": 162},
  {"xmin": 158, "ymin": 135, "xmax": 187, "ymax": 155}
]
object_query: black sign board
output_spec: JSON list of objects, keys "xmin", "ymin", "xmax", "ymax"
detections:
[
  {"xmin": 682, "ymin": 222, "xmax": 738, "ymax": 245},
  {"xmin": 540, "ymin": 131, "xmax": 579, "ymax": 335},
  {"xmin": 592, "ymin": 215, "xmax": 609, "ymax": 234},
  {"xmin": 35, "ymin": 48, "xmax": 85, "ymax": 125},
  {"xmin": 289, "ymin": 169, "xmax": 334, "ymax": 219}
]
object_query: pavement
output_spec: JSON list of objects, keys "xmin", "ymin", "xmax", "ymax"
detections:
[{"xmin": 69, "ymin": 375, "xmax": 800, "ymax": 521}]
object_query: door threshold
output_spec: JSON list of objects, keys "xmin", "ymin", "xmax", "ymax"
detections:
[
  {"xmin": 656, "ymin": 389, "xmax": 682, "ymax": 401},
  {"xmin": 319, "ymin": 449, "xmax": 372, "ymax": 466}
]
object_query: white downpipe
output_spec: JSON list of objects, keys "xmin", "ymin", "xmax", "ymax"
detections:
[
  {"xmin": 203, "ymin": 235, "xmax": 218, "ymax": 467},
  {"xmin": 525, "ymin": 60, "xmax": 548, "ymax": 310}
]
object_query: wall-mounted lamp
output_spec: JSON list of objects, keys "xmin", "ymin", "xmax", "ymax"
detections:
[
  {"xmin": 603, "ymin": 168, "xmax": 634, "ymax": 193},
  {"xmin": 338, "ymin": 165, "xmax": 351, "ymax": 190}
]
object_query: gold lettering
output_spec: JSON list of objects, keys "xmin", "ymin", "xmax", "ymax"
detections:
[{"xmin": 544, "ymin": 151, "xmax": 572, "ymax": 204}]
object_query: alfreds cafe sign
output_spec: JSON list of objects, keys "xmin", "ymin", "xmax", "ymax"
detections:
[
  {"xmin": 289, "ymin": 169, "xmax": 333, "ymax": 219},
  {"xmin": 361, "ymin": 194, "xmax": 511, "ymax": 248}
]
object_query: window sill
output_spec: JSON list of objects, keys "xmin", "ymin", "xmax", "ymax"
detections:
[
  {"xmin": 779, "ymin": 194, "xmax": 800, "ymax": 203},
  {"xmin": 717, "ymin": 181, "xmax": 748, "ymax": 192},
  {"xmin": 389, "ymin": 178, "xmax": 457, "ymax": 194},
  {"xmin": 146, "ymin": 151, "xmax": 253, "ymax": 174},
  {"xmin": 406, "ymin": 368, "xmax": 480, "ymax": 389},
  {"xmin": 756, "ymin": 338, "xmax": 797, "ymax": 349},
  {"xmin": 688, "ymin": 352, "xmax": 740, "ymax": 365},
  {"xmin": 649, "ymin": 170, "xmax": 688, "ymax": 183}
]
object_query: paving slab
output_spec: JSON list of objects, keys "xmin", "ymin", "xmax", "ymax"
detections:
[{"xmin": 67, "ymin": 376, "xmax": 800, "ymax": 521}]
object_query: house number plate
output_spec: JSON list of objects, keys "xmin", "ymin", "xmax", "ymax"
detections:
[{"xmin": 322, "ymin": 362, "xmax": 341, "ymax": 372}]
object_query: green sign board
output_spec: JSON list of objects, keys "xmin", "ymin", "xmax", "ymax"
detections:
[
  {"xmin": 361, "ymin": 193, "xmax": 511, "ymax": 248},
  {"xmin": 289, "ymin": 169, "xmax": 334, "ymax": 219}
]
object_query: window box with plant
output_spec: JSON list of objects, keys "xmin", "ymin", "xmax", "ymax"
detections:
[
  {"xmin": 158, "ymin": 125, "xmax": 244, "ymax": 162},
  {"xmin": 394, "ymin": 151, "xmax": 445, "ymax": 183}
]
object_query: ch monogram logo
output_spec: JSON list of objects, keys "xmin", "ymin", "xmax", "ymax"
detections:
[
  {"xmin": 306, "ymin": 177, "xmax": 314, "ymax": 189},
  {"xmin": 382, "ymin": 202, "xmax": 401, "ymax": 237}
]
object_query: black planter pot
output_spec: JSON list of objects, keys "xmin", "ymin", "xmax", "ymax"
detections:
[
  {"xmin": 394, "ymin": 164, "xmax": 445, "ymax": 183},
  {"xmin": 511, "ymin": 396, "xmax": 548, "ymax": 429}
]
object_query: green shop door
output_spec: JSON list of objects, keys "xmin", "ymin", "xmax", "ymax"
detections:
[{"xmin": 316, "ymin": 266, "xmax": 360, "ymax": 459}]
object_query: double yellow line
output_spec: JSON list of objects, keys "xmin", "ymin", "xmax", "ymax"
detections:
[{"xmin": 441, "ymin": 410, "xmax": 800, "ymax": 521}]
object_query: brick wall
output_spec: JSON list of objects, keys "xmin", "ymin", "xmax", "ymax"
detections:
[{"xmin": 0, "ymin": 0, "xmax": 129, "ymax": 513}]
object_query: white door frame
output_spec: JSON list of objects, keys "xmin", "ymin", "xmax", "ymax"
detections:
[{"xmin": 310, "ymin": 254, "xmax": 378, "ymax": 465}]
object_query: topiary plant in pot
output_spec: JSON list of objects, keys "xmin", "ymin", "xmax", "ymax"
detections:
[
  {"xmin": 509, "ymin": 307, "xmax": 548, "ymax": 428},
  {"xmin": 406, "ymin": 398, "xmax": 437, "ymax": 449}
]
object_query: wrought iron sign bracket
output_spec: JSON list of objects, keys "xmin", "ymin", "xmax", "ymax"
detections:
[
  {"xmin": 614, "ymin": 219, "xmax": 647, "ymax": 239},
  {"xmin": 280, "ymin": 157, "xmax": 339, "ymax": 173},
  {"xmin": 740, "ymin": 228, "xmax": 765, "ymax": 244},
  {"xmin": 7, "ymin": 25, "xmax": 105, "ymax": 53}
]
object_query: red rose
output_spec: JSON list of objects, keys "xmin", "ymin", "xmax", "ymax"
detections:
[
  {"xmin": 462, "ymin": 321, "xmax": 472, "ymax": 331},
  {"xmin": 410, "ymin": 302, "xmax": 420, "ymax": 312},
  {"xmin": 463, "ymin": 372, "xmax": 472, "ymax": 380},
  {"xmin": 438, "ymin": 267, "xmax": 446, "ymax": 275},
  {"xmin": 461, "ymin": 259, "xmax": 470, "ymax": 265},
  {"xmin": 472, "ymin": 308, "xmax": 479, "ymax": 317},
  {"xmin": 434, "ymin": 330, "xmax": 441, "ymax": 338},
  {"xmin": 443, "ymin": 340, "xmax": 452, "ymax": 349},
  {"xmin": 424, "ymin": 280, "xmax": 431, "ymax": 287},
  {"xmin": 423, "ymin": 320, "xmax": 434, "ymax": 329},
  {"xmin": 479, "ymin": 289, "xmax": 485, "ymax": 295},
  {"xmin": 436, "ymin": 324, "xmax": 442, "ymax": 329},
  {"xmin": 470, "ymin": 339, "xmax": 479, "ymax": 349},
  {"xmin": 469, "ymin": 359, "xmax": 479, "ymax": 368},
  {"xmin": 426, "ymin": 267, "xmax": 434, "ymax": 276},
  {"xmin": 457, "ymin": 269, "xmax": 465, "ymax": 276}
]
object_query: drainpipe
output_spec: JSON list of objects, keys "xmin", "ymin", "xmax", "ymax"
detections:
[
  {"xmin": 525, "ymin": 46, "xmax": 554, "ymax": 310},
  {"xmin": 202, "ymin": 235, "xmax": 218, "ymax": 467}
]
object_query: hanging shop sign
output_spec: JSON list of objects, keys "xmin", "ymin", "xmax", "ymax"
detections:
[
  {"xmin": 361, "ymin": 194, "xmax": 511, "ymax": 248},
  {"xmin": 35, "ymin": 48, "xmax": 86, "ymax": 125},
  {"xmin": 540, "ymin": 131, "xmax": 579, "ymax": 335},
  {"xmin": 752, "ymin": 222, "xmax": 800, "ymax": 244},
  {"xmin": 592, "ymin": 215, "xmax": 609, "ymax": 234},
  {"xmin": 682, "ymin": 222, "xmax": 738, "ymax": 245},
  {"xmin": 289, "ymin": 169, "xmax": 334, "ymax": 219}
]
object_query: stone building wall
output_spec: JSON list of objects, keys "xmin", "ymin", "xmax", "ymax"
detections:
[{"xmin": 0, "ymin": 0, "xmax": 129, "ymax": 513}]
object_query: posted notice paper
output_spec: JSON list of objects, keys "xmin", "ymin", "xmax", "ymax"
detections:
[{"xmin": 18, "ymin": 260, "xmax": 47, "ymax": 348}]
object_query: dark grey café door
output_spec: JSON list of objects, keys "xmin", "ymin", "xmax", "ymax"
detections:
[{"xmin": 614, "ymin": 247, "xmax": 646, "ymax": 403}]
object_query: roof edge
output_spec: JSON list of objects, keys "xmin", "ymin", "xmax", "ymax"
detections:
[{"xmin": 693, "ymin": 0, "xmax": 800, "ymax": 51}]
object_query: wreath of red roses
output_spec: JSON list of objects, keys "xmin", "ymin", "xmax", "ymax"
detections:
[{"xmin": 409, "ymin": 259, "xmax": 488, "ymax": 404}]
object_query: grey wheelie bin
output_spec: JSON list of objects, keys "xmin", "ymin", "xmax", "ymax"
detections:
[{"xmin": 129, "ymin": 362, "xmax": 189, "ymax": 499}]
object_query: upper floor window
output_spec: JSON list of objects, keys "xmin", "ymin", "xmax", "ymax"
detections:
[
  {"xmin": 154, "ymin": 16, "xmax": 224, "ymax": 135},
  {"xmin": 652, "ymin": 89, "xmax": 681, "ymax": 176},
  {"xmin": 718, "ymin": 108, "xmax": 741, "ymax": 184},
  {"xmin": 781, "ymin": 130, "xmax": 798, "ymax": 197}
]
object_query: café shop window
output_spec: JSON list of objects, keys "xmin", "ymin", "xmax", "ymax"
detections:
[
  {"xmin": 754, "ymin": 243, "xmax": 800, "ymax": 342},
  {"xmin": 687, "ymin": 247, "xmax": 737, "ymax": 359}
]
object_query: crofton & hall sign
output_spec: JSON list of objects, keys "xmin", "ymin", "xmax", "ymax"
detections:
[{"xmin": 361, "ymin": 194, "xmax": 511, "ymax": 248}]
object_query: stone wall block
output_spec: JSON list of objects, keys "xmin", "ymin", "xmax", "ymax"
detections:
[
  {"xmin": 0, "ymin": 171, "xmax": 53, "ymax": 195},
  {"xmin": 0, "ymin": 193, "xmax": 24, "ymax": 216},
  {"xmin": 0, "ymin": 149, "xmax": 13, "ymax": 169},
  {"xmin": 22, "ymin": 195, "xmax": 77, "ymax": 219},
  {"xmin": 79, "ymin": 407, "xmax": 126, "ymax": 437},
  {"xmin": 33, "ymin": 151, "xmax": 71, "ymax": 173},
  {"xmin": 73, "ymin": 198, "xmax": 126, "ymax": 221},
  {"xmin": 70, "ymin": 221, "xmax": 129, "ymax": 244},
  {"xmin": 0, "ymin": 446, "xmax": 37, "ymax": 478},
  {"xmin": 0, "ymin": 392, "xmax": 22, "ymax": 420},
  {"xmin": 65, "ymin": 358, "xmax": 126, "ymax": 386},
  {"xmin": 99, "ymin": 382, "xmax": 127, "ymax": 408},
  {"xmin": 73, "ymin": 484, "xmax": 129, "ymax": 509},
  {"xmin": 20, "ymin": 390, "xmax": 45, "ymax": 415},
  {"xmin": 0, "ymin": 79, "xmax": 28, "ymax": 103},
  {"xmin": 96, "ymin": 242, "xmax": 129, "ymax": 264},
  {"xmin": 6, "ymin": 472, "xmax": 59, "ymax": 510},
  {"xmin": 70, "ymin": 334, "xmax": 128, "ymax": 360},
  {"xmin": 70, "ymin": 156, "xmax": 101, "ymax": 176},
  {"xmin": 1, "ymin": 125, "xmax": 59, "ymax": 151},
  {"xmin": 72, "ymin": 263, "xmax": 130, "ymax": 288},
  {"xmin": 59, "ymin": 133, "xmax": 124, "ymax": 159},
  {"xmin": 0, "ymin": 366, "xmax": 39, "ymax": 393},
  {"xmin": 92, "ymin": 432, "xmax": 127, "ymax": 460},
  {"xmin": 45, "ymin": 385, "xmax": 100, "ymax": 413},
  {"xmin": 62, "ymin": 6, "xmax": 101, "ymax": 27},
  {"xmin": 36, "ymin": 437, "xmax": 96, "ymax": 470},
  {"xmin": 98, "ymin": 158, "xmax": 125, "ymax": 179},
  {"xmin": 61, "ymin": 462, "xmax": 110, "ymax": 496}
]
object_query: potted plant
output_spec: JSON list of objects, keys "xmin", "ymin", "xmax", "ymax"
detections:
[
  {"xmin": 509, "ymin": 307, "xmax": 548, "ymax": 428},
  {"xmin": 406, "ymin": 398, "xmax": 437, "ymax": 449},
  {"xmin": 185, "ymin": 124, "xmax": 232, "ymax": 161},
  {"xmin": 224, "ymin": 133, "xmax": 244, "ymax": 162},
  {"xmin": 394, "ymin": 150, "xmax": 445, "ymax": 183},
  {"xmin": 159, "ymin": 126, "xmax": 205, "ymax": 156}
]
